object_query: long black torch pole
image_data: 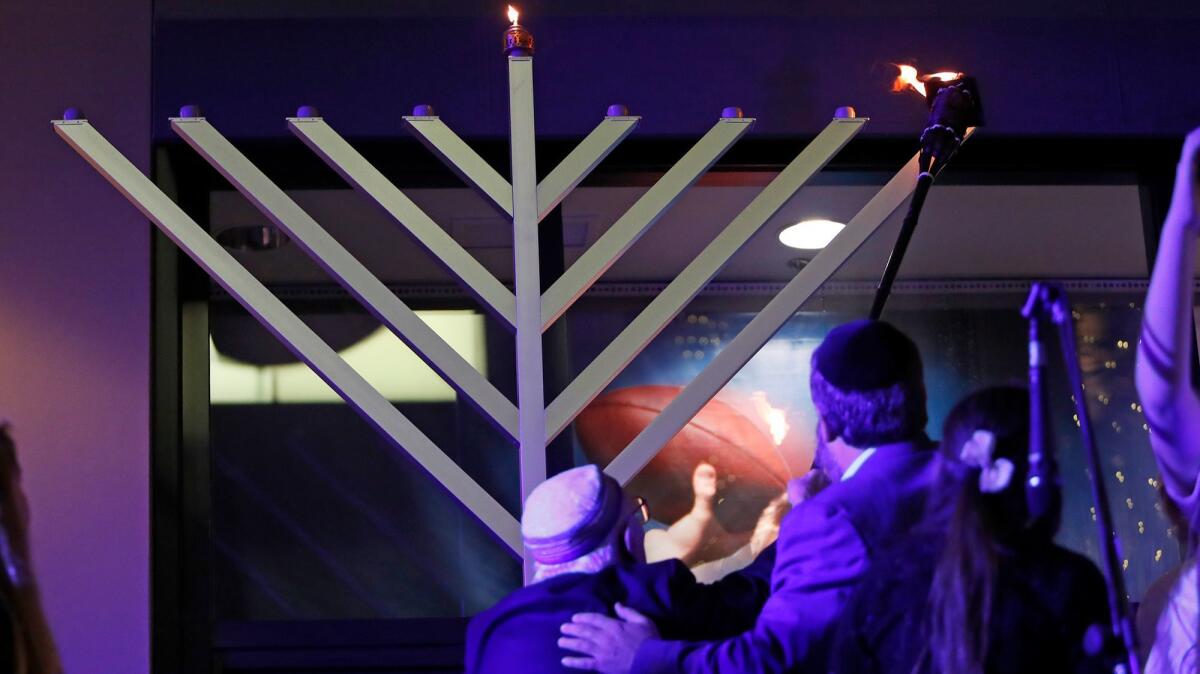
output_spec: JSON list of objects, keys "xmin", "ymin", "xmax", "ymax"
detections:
[{"xmin": 869, "ymin": 167, "xmax": 934, "ymax": 320}]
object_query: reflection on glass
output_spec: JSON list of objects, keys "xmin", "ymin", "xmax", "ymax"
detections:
[{"xmin": 209, "ymin": 310, "xmax": 486, "ymax": 404}]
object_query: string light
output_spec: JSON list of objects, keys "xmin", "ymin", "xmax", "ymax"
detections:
[
  {"xmin": 1155, "ymin": 549, "xmax": 1164, "ymax": 562},
  {"xmin": 1115, "ymin": 471, "xmax": 1125, "ymax": 483}
]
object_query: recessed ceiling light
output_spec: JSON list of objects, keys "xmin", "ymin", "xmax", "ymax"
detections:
[{"xmin": 778, "ymin": 219, "xmax": 845, "ymax": 250}]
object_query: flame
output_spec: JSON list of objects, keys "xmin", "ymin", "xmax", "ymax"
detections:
[
  {"xmin": 927, "ymin": 71, "xmax": 962, "ymax": 82},
  {"xmin": 507, "ymin": 5, "xmax": 520, "ymax": 25},
  {"xmin": 750, "ymin": 391, "xmax": 790, "ymax": 446},
  {"xmin": 892, "ymin": 64, "xmax": 963, "ymax": 98}
]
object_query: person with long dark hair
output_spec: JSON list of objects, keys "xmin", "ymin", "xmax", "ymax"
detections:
[
  {"xmin": 830, "ymin": 386, "xmax": 1109, "ymax": 674},
  {"xmin": 0, "ymin": 424, "xmax": 62, "ymax": 674}
]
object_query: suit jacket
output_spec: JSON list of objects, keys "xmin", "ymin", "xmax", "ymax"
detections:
[
  {"xmin": 633, "ymin": 439, "xmax": 950, "ymax": 674},
  {"xmin": 466, "ymin": 550, "xmax": 775, "ymax": 674}
]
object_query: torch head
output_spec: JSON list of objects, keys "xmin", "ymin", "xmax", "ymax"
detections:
[{"xmin": 920, "ymin": 76, "xmax": 983, "ymax": 172}]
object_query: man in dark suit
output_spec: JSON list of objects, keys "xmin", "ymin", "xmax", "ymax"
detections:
[
  {"xmin": 559, "ymin": 320, "xmax": 952, "ymax": 673},
  {"xmin": 465, "ymin": 464, "xmax": 775, "ymax": 674}
]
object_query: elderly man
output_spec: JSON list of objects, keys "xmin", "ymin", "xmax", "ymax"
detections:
[
  {"xmin": 465, "ymin": 465, "xmax": 775, "ymax": 674},
  {"xmin": 560, "ymin": 319, "xmax": 951, "ymax": 673}
]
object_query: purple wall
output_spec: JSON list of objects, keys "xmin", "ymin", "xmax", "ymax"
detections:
[
  {"xmin": 0, "ymin": 1, "xmax": 150, "ymax": 672},
  {"xmin": 153, "ymin": 13, "xmax": 1200, "ymax": 140}
]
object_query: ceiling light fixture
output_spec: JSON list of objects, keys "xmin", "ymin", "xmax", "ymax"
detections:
[{"xmin": 778, "ymin": 219, "xmax": 845, "ymax": 250}]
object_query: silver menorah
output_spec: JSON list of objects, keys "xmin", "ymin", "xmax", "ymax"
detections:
[{"xmin": 53, "ymin": 25, "xmax": 930, "ymax": 578}]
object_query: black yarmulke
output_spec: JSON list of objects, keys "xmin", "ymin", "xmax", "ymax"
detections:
[{"xmin": 813, "ymin": 320, "xmax": 923, "ymax": 392}]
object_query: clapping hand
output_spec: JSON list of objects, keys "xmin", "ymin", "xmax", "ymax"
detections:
[{"xmin": 559, "ymin": 603, "xmax": 659, "ymax": 673}]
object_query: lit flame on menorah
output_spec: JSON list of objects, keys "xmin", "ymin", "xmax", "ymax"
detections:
[{"xmin": 53, "ymin": 8, "xmax": 939, "ymax": 578}]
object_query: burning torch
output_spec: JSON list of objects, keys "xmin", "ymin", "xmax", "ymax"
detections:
[{"xmin": 868, "ymin": 66, "xmax": 984, "ymax": 319}]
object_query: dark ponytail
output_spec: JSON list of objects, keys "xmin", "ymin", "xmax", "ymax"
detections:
[{"xmin": 924, "ymin": 387, "xmax": 1041, "ymax": 674}]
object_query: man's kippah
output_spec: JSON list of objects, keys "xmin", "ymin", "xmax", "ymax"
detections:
[
  {"xmin": 812, "ymin": 319, "xmax": 923, "ymax": 392},
  {"xmin": 521, "ymin": 465, "xmax": 623, "ymax": 565}
]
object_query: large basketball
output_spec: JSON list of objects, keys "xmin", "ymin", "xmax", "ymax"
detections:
[{"xmin": 575, "ymin": 385, "xmax": 813, "ymax": 533}]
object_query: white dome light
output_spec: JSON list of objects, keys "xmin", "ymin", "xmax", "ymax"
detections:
[{"xmin": 778, "ymin": 219, "xmax": 845, "ymax": 250}]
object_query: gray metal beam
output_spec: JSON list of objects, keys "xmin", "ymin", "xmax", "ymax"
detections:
[
  {"xmin": 54, "ymin": 119, "xmax": 523, "ymax": 555},
  {"xmin": 536, "ymin": 116, "xmax": 639, "ymax": 221},
  {"xmin": 171, "ymin": 118, "xmax": 519, "ymax": 441},
  {"xmin": 545, "ymin": 117, "xmax": 867, "ymax": 441},
  {"xmin": 404, "ymin": 115, "xmax": 513, "ymax": 217},
  {"xmin": 539, "ymin": 117, "xmax": 754, "ymax": 331},
  {"xmin": 288, "ymin": 117, "xmax": 517, "ymax": 329}
]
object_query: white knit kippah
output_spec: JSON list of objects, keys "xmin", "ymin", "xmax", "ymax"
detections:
[{"xmin": 522, "ymin": 465, "xmax": 622, "ymax": 564}]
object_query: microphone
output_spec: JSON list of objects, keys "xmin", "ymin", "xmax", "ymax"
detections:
[{"xmin": 1022, "ymin": 284, "xmax": 1060, "ymax": 535}]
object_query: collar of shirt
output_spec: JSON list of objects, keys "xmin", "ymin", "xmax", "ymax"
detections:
[{"xmin": 841, "ymin": 447, "xmax": 877, "ymax": 481}]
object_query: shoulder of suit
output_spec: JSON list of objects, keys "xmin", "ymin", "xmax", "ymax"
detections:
[{"xmin": 784, "ymin": 486, "xmax": 855, "ymax": 527}]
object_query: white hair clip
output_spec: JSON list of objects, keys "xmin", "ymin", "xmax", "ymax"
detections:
[{"xmin": 959, "ymin": 429, "xmax": 1015, "ymax": 494}]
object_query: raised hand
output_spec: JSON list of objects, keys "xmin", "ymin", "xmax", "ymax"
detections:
[
  {"xmin": 1166, "ymin": 127, "xmax": 1200, "ymax": 231},
  {"xmin": 559, "ymin": 603, "xmax": 659, "ymax": 673}
]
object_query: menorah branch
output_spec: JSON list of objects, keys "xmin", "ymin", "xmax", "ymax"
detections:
[
  {"xmin": 405, "ymin": 114, "xmax": 514, "ymax": 216},
  {"xmin": 536, "ymin": 115, "xmax": 640, "ymax": 221}
]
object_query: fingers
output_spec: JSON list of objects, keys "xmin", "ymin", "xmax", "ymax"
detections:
[
  {"xmin": 561, "ymin": 621, "xmax": 605, "ymax": 640},
  {"xmin": 613, "ymin": 602, "xmax": 652, "ymax": 625},
  {"xmin": 561, "ymin": 656, "xmax": 600, "ymax": 671},
  {"xmin": 1181, "ymin": 128, "xmax": 1200, "ymax": 180},
  {"xmin": 570, "ymin": 612, "xmax": 622, "ymax": 628},
  {"xmin": 558, "ymin": 636, "xmax": 595, "ymax": 654},
  {"xmin": 1184, "ymin": 127, "xmax": 1200, "ymax": 156}
]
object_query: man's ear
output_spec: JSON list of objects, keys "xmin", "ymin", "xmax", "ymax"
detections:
[{"xmin": 817, "ymin": 417, "xmax": 839, "ymax": 443}]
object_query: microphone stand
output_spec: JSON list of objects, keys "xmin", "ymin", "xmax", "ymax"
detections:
[
  {"xmin": 1022, "ymin": 286, "xmax": 1060, "ymax": 539},
  {"xmin": 1023, "ymin": 282, "xmax": 1140, "ymax": 674},
  {"xmin": 869, "ymin": 76, "xmax": 983, "ymax": 320}
]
